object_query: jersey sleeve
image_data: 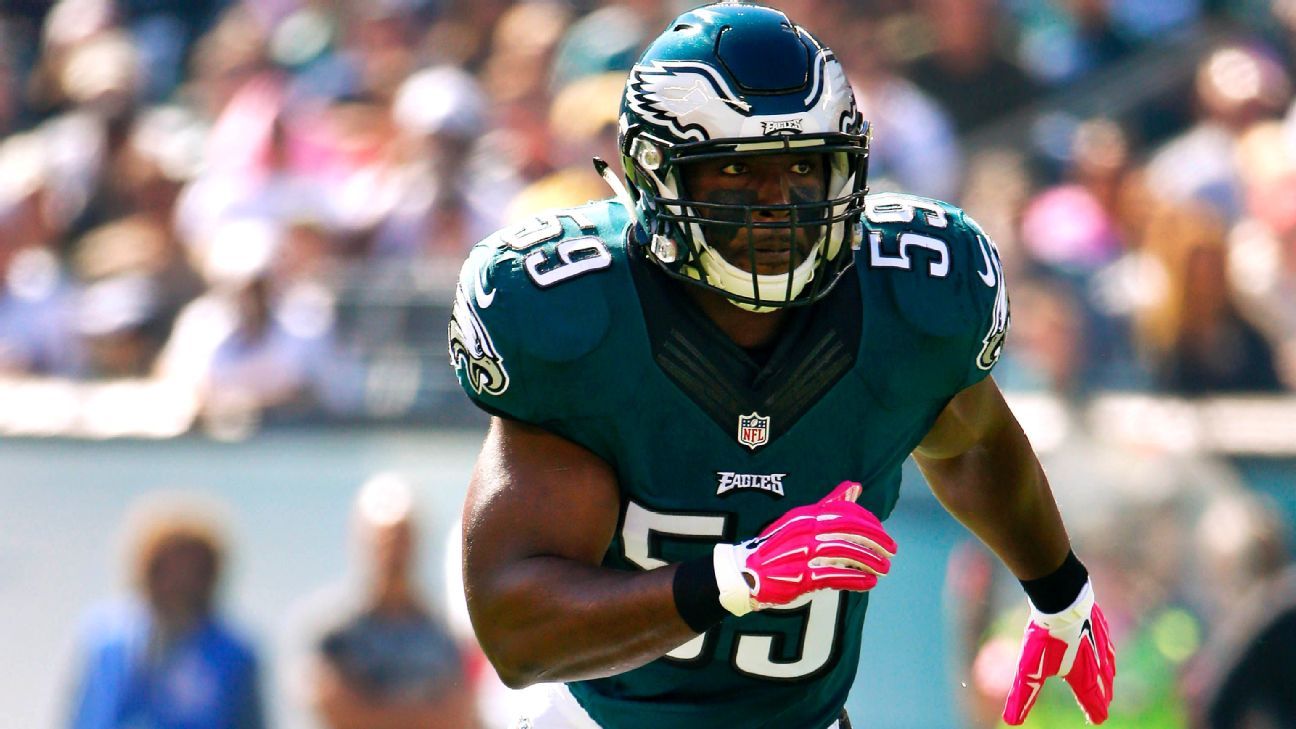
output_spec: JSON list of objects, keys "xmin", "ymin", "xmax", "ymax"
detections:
[
  {"xmin": 859, "ymin": 194, "xmax": 1010, "ymax": 396},
  {"xmin": 955, "ymin": 211, "xmax": 1010, "ymax": 390},
  {"xmin": 447, "ymin": 210, "xmax": 620, "ymax": 427}
]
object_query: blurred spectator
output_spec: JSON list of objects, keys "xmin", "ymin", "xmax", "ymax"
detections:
[
  {"xmin": 68, "ymin": 101, "xmax": 206, "ymax": 244},
  {"xmin": 65, "ymin": 494, "xmax": 265, "ymax": 729},
  {"xmin": 177, "ymin": 86, "xmax": 342, "ymax": 250},
  {"xmin": 478, "ymin": 1, "xmax": 574, "ymax": 185},
  {"xmin": 1145, "ymin": 44, "xmax": 1292, "ymax": 224},
  {"xmin": 420, "ymin": 0, "xmax": 512, "ymax": 72},
  {"xmin": 1020, "ymin": 118, "xmax": 1153, "ymax": 389},
  {"xmin": 65, "ymin": 103, "xmax": 208, "ymax": 378},
  {"xmin": 185, "ymin": 6, "xmax": 271, "ymax": 122},
  {"xmin": 336, "ymin": 3, "xmax": 425, "ymax": 105},
  {"xmin": 1228, "ymin": 214, "xmax": 1296, "ymax": 389},
  {"xmin": 1021, "ymin": 118, "xmax": 1132, "ymax": 276},
  {"xmin": 958, "ymin": 147, "xmax": 1034, "ymax": 282},
  {"xmin": 118, "ymin": 0, "xmax": 228, "ymax": 102},
  {"xmin": 0, "ymin": 131, "xmax": 83, "ymax": 375},
  {"xmin": 300, "ymin": 473, "xmax": 479, "ymax": 729},
  {"xmin": 342, "ymin": 64, "xmax": 517, "ymax": 259},
  {"xmin": 75, "ymin": 271, "xmax": 171, "ymax": 378},
  {"xmin": 153, "ymin": 215, "xmax": 361, "ymax": 436},
  {"xmin": 844, "ymin": 17, "xmax": 962, "ymax": 200},
  {"xmin": 1181, "ymin": 492, "xmax": 1296, "ymax": 728},
  {"xmin": 906, "ymin": 0, "xmax": 1041, "ymax": 133},
  {"xmin": 200, "ymin": 261, "xmax": 349, "ymax": 426},
  {"xmin": 1136, "ymin": 204, "xmax": 1284, "ymax": 394},
  {"xmin": 503, "ymin": 71, "xmax": 621, "ymax": 221},
  {"xmin": 549, "ymin": 5, "xmax": 645, "ymax": 92},
  {"xmin": 1011, "ymin": 0, "xmax": 1137, "ymax": 86}
]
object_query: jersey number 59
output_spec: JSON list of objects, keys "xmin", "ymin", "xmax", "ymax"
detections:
[
  {"xmin": 622, "ymin": 502, "xmax": 849, "ymax": 681},
  {"xmin": 498, "ymin": 210, "xmax": 613, "ymax": 288}
]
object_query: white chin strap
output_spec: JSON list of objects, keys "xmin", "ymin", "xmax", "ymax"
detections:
[{"xmin": 694, "ymin": 241, "xmax": 821, "ymax": 312}]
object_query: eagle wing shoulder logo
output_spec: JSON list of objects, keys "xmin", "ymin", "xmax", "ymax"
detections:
[
  {"xmin": 448, "ymin": 282, "xmax": 510, "ymax": 396},
  {"xmin": 975, "ymin": 233, "xmax": 1010, "ymax": 371}
]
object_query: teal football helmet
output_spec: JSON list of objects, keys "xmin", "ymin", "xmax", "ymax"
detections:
[{"xmin": 616, "ymin": 1, "xmax": 870, "ymax": 311}]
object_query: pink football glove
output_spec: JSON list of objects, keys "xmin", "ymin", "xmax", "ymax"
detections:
[
  {"xmin": 1003, "ymin": 581, "xmax": 1117, "ymax": 725},
  {"xmin": 712, "ymin": 480, "xmax": 897, "ymax": 616}
]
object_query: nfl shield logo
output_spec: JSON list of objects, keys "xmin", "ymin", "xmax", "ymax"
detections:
[{"xmin": 737, "ymin": 412, "xmax": 771, "ymax": 450}]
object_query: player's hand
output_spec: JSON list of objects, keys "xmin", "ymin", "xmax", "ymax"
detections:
[
  {"xmin": 1003, "ymin": 581, "xmax": 1116, "ymax": 725},
  {"xmin": 712, "ymin": 480, "xmax": 896, "ymax": 616}
]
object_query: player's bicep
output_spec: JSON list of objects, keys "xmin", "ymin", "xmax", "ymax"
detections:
[
  {"xmin": 913, "ymin": 376, "xmax": 1011, "ymax": 461},
  {"xmin": 462, "ymin": 417, "xmax": 620, "ymax": 578}
]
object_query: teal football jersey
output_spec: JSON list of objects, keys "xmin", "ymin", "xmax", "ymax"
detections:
[{"xmin": 449, "ymin": 194, "xmax": 1008, "ymax": 729}]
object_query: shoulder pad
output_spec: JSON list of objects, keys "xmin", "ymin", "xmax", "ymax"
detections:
[
  {"xmin": 859, "ymin": 193, "xmax": 1009, "ymax": 381},
  {"xmin": 449, "ymin": 201, "xmax": 631, "ymax": 419}
]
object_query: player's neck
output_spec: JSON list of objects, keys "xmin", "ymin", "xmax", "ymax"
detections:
[{"xmin": 685, "ymin": 286, "xmax": 788, "ymax": 350}]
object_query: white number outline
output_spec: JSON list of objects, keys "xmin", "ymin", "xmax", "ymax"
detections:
[
  {"xmin": 864, "ymin": 193, "xmax": 949, "ymax": 228},
  {"xmin": 730, "ymin": 590, "xmax": 845, "ymax": 681},
  {"xmin": 621, "ymin": 501, "xmax": 848, "ymax": 679},
  {"xmin": 496, "ymin": 210, "xmax": 611, "ymax": 288},
  {"xmin": 622, "ymin": 502, "xmax": 726, "ymax": 661},
  {"xmin": 524, "ymin": 237, "xmax": 613, "ymax": 288},
  {"xmin": 865, "ymin": 195, "xmax": 953, "ymax": 278},
  {"xmin": 868, "ymin": 231, "xmax": 951, "ymax": 278}
]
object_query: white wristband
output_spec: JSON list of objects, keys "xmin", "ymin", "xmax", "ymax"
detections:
[
  {"xmin": 1030, "ymin": 580, "xmax": 1094, "ymax": 629},
  {"xmin": 713, "ymin": 542, "xmax": 754, "ymax": 617}
]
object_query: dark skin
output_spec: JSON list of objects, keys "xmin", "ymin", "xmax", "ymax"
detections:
[
  {"xmin": 678, "ymin": 152, "xmax": 826, "ymax": 347},
  {"xmin": 461, "ymin": 155, "xmax": 1072, "ymax": 689},
  {"xmin": 680, "ymin": 152, "xmax": 826, "ymax": 277}
]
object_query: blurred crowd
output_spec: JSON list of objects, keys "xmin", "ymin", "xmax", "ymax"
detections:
[
  {"xmin": 66, "ymin": 476, "xmax": 482, "ymax": 729},
  {"xmin": 2, "ymin": 0, "xmax": 1295, "ymax": 431}
]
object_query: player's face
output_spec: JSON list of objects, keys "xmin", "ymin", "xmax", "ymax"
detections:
[{"xmin": 680, "ymin": 152, "xmax": 828, "ymax": 276}]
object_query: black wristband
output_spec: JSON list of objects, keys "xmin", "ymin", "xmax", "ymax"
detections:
[
  {"xmin": 672, "ymin": 554, "xmax": 729, "ymax": 633},
  {"xmin": 1019, "ymin": 549, "xmax": 1089, "ymax": 614}
]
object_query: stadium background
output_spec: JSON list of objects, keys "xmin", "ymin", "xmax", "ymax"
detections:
[{"xmin": 2, "ymin": 0, "xmax": 1295, "ymax": 727}]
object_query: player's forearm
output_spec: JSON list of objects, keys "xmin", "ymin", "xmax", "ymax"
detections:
[
  {"xmin": 915, "ymin": 414, "xmax": 1070, "ymax": 580},
  {"xmin": 469, "ymin": 555, "xmax": 697, "ymax": 688}
]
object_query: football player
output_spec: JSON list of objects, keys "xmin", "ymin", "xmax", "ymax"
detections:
[{"xmin": 448, "ymin": 3, "xmax": 1115, "ymax": 727}]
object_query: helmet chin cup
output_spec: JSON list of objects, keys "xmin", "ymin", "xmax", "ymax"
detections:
[
  {"xmin": 650, "ymin": 234, "xmax": 679, "ymax": 263},
  {"xmin": 696, "ymin": 242, "xmax": 821, "ymax": 312}
]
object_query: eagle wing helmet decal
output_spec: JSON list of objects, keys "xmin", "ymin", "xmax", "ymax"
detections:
[{"xmin": 626, "ymin": 61, "xmax": 753, "ymax": 142}]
